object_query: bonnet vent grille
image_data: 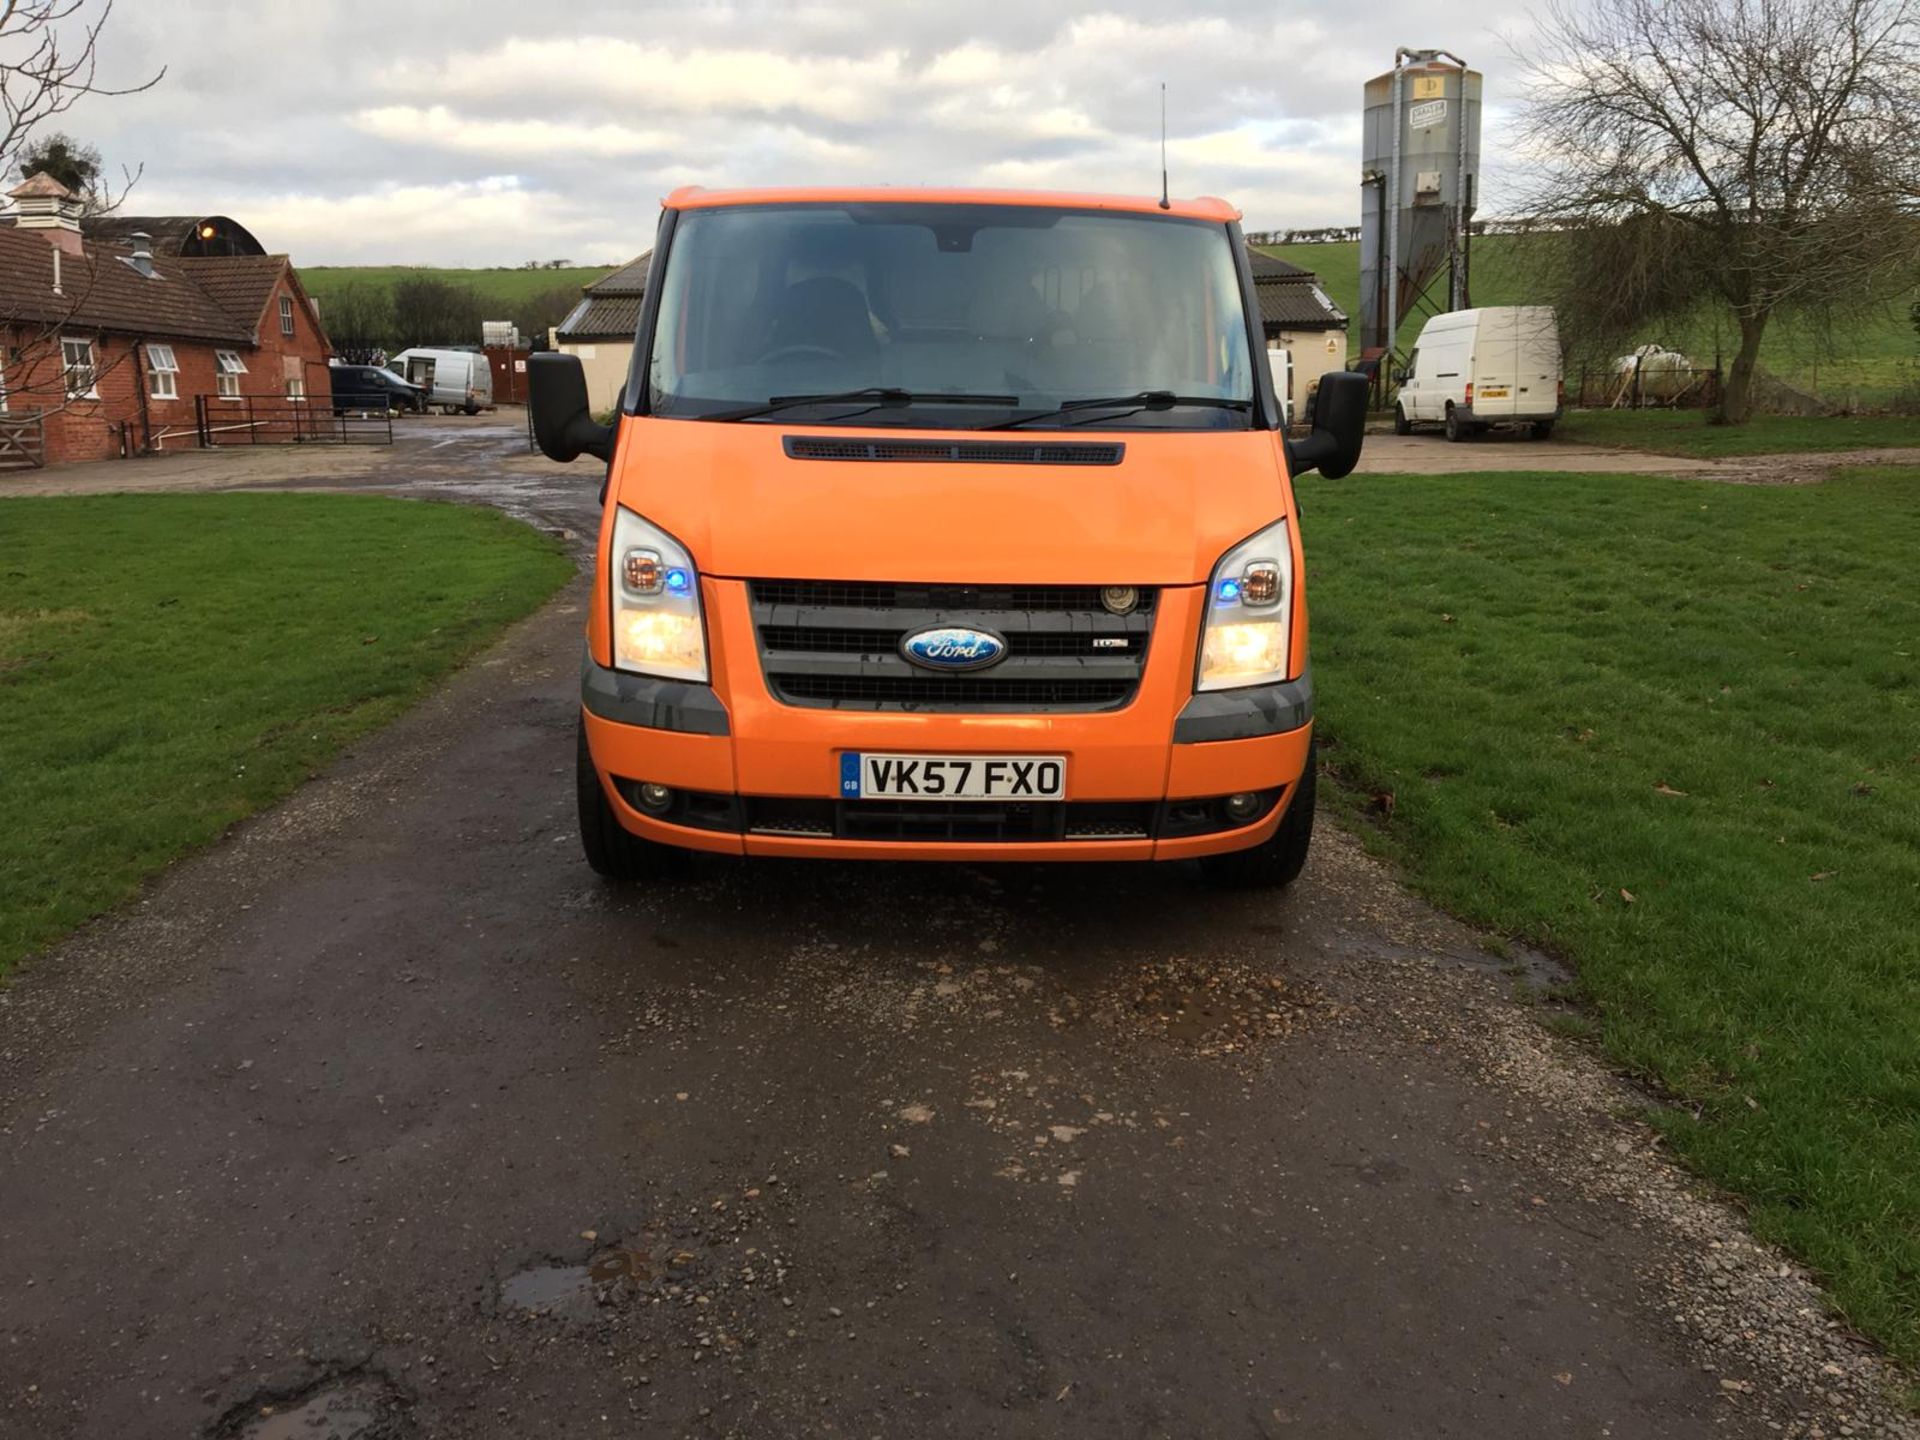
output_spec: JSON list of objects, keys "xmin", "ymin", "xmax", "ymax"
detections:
[{"xmin": 784, "ymin": 436, "xmax": 1124, "ymax": 466}]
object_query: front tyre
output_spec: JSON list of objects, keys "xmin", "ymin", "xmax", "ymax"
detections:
[
  {"xmin": 1199, "ymin": 741, "xmax": 1317, "ymax": 890},
  {"xmin": 576, "ymin": 716, "xmax": 688, "ymax": 881},
  {"xmin": 1393, "ymin": 404, "xmax": 1412, "ymax": 436}
]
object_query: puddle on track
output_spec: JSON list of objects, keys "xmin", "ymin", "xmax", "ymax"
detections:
[
  {"xmin": 231, "ymin": 1378, "xmax": 395, "ymax": 1440},
  {"xmin": 500, "ymin": 1245, "xmax": 659, "ymax": 1322}
]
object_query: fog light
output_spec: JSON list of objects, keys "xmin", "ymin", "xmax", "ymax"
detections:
[
  {"xmin": 1223, "ymin": 791, "xmax": 1261, "ymax": 822},
  {"xmin": 637, "ymin": 782, "xmax": 673, "ymax": 813},
  {"xmin": 1100, "ymin": 585, "xmax": 1138, "ymax": 615}
]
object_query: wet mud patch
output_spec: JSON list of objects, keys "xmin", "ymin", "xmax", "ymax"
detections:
[
  {"xmin": 495, "ymin": 1199, "xmax": 799, "ymax": 1372},
  {"xmin": 500, "ymin": 1242, "xmax": 671, "ymax": 1323},
  {"xmin": 1078, "ymin": 954, "xmax": 1314, "ymax": 1058},
  {"xmin": 213, "ymin": 1374, "xmax": 403, "ymax": 1440}
]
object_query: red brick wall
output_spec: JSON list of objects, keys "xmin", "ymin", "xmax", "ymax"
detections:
[
  {"xmin": 1, "ymin": 266, "xmax": 334, "ymax": 465},
  {"xmin": 249, "ymin": 274, "xmax": 335, "ymax": 408},
  {"xmin": 4, "ymin": 331, "xmax": 144, "ymax": 465}
]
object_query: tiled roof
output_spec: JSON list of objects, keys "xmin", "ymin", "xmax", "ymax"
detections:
[
  {"xmin": 556, "ymin": 293, "xmax": 643, "ymax": 339},
  {"xmin": 173, "ymin": 254, "xmax": 289, "ymax": 331},
  {"xmin": 0, "ymin": 227, "xmax": 252, "ymax": 343}
]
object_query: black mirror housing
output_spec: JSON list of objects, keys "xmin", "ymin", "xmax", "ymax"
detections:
[
  {"xmin": 529, "ymin": 353, "xmax": 615, "ymax": 464},
  {"xmin": 1285, "ymin": 370, "xmax": 1367, "ymax": 480}
]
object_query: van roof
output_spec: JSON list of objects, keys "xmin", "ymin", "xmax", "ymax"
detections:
[{"xmin": 662, "ymin": 185, "xmax": 1241, "ymax": 224}]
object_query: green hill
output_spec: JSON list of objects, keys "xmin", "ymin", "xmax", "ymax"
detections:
[
  {"xmin": 1260, "ymin": 236, "xmax": 1918, "ymax": 407},
  {"xmin": 299, "ymin": 265, "xmax": 616, "ymax": 313}
]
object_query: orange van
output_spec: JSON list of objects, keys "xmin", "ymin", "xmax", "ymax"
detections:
[{"xmin": 531, "ymin": 187, "xmax": 1365, "ymax": 887}]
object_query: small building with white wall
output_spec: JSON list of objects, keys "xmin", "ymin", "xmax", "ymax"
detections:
[
  {"xmin": 1247, "ymin": 250, "xmax": 1349, "ymax": 422},
  {"xmin": 552, "ymin": 252, "xmax": 648, "ymax": 413}
]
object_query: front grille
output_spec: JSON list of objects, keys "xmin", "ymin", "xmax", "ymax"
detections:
[
  {"xmin": 784, "ymin": 436, "xmax": 1125, "ymax": 466},
  {"xmin": 742, "ymin": 797, "xmax": 1157, "ymax": 843},
  {"xmin": 749, "ymin": 580, "xmax": 1156, "ymax": 713},
  {"xmin": 734, "ymin": 795, "xmax": 1270, "ymax": 843}
]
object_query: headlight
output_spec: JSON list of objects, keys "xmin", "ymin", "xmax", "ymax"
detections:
[
  {"xmin": 609, "ymin": 507, "xmax": 707, "ymax": 682},
  {"xmin": 1197, "ymin": 519, "xmax": 1293, "ymax": 691}
]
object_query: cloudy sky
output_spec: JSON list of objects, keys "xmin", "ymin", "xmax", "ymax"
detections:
[{"xmin": 61, "ymin": 0, "xmax": 1545, "ymax": 266}]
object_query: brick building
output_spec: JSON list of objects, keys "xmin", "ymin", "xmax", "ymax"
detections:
[{"xmin": 0, "ymin": 175, "xmax": 332, "ymax": 467}]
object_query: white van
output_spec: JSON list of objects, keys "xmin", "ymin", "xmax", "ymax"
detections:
[
  {"xmin": 390, "ymin": 348, "xmax": 494, "ymax": 414},
  {"xmin": 1394, "ymin": 307, "xmax": 1562, "ymax": 441}
]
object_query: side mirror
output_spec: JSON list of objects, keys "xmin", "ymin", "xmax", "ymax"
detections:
[
  {"xmin": 529, "ymin": 353, "xmax": 614, "ymax": 463},
  {"xmin": 1393, "ymin": 369, "xmax": 1410, "ymax": 386},
  {"xmin": 1285, "ymin": 370, "xmax": 1367, "ymax": 480}
]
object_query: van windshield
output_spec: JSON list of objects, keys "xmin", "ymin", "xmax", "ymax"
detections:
[{"xmin": 645, "ymin": 203, "xmax": 1256, "ymax": 430}]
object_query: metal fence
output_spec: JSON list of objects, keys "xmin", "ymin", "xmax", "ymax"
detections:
[
  {"xmin": 194, "ymin": 395, "xmax": 393, "ymax": 447},
  {"xmin": 1566, "ymin": 362, "xmax": 1723, "ymax": 411}
]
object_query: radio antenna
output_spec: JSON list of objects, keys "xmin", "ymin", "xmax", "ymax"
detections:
[{"xmin": 1158, "ymin": 82, "xmax": 1170, "ymax": 209}]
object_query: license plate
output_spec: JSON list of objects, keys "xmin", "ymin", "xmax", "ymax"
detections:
[
  {"xmin": 841, "ymin": 752, "xmax": 1066, "ymax": 801},
  {"xmin": 1479, "ymin": 386, "xmax": 1510, "ymax": 398}
]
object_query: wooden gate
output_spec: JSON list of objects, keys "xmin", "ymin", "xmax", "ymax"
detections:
[{"xmin": 0, "ymin": 411, "xmax": 46, "ymax": 470}]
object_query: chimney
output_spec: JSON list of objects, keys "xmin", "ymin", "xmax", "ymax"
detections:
[
  {"xmin": 8, "ymin": 171, "xmax": 84, "ymax": 256},
  {"xmin": 129, "ymin": 231, "xmax": 155, "ymax": 278}
]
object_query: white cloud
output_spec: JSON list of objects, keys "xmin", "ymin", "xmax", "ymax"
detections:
[
  {"xmin": 351, "ymin": 106, "xmax": 678, "ymax": 159},
  {"xmin": 62, "ymin": 0, "xmax": 1549, "ymax": 265},
  {"xmin": 376, "ymin": 38, "xmax": 909, "ymax": 124},
  {"xmin": 219, "ymin": 179, "xmax": 619, "ymax": 266}
]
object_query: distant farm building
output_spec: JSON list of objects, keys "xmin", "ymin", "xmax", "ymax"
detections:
[
  {"xmin": 553, "ymin": 253, "xmax": 648, "ymax": 412},
  {"xmin": 0, "ymin": 175, "xmax": 332, "ymax": 467},
  {"xmin": 1247, "ymin": 249, "xmax": 1350, "ymax": 418}
]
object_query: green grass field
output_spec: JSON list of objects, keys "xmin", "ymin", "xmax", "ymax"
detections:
[
  {"xmin": 1559, "ymin": 411, "xmax": 1920, "ymax": 456},
  {"xmin": 1262, "ymin": 235, "xmax": 1919, "ymax": 407},
  {"xmin": 0, "ymin": 494, "xmax": 573, "ymax": 977},
  {"xmin": 300, "ymin": 264, "xmax": 616, "ymax": 314},
  {"xmin": 1301, "ymin": 465, "xmax": 1920, "ymax": 1367}
]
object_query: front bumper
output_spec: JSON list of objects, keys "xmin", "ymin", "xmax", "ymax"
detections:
[{"xmin": 579, "ymin": 578, "xmax": 1314, "ymax": 861}]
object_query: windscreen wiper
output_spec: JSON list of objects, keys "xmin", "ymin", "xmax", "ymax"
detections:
[
  {"xmin": 703, "ymin": 388, "xmax": 1018, "ymax": 422},
  {"xmin": 983, "ymin": 391, "xmax": 1253, "ymax": 430}
]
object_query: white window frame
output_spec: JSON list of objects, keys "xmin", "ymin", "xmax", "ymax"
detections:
[
  {"xmin": 285, "ymin": 375, "xmax": 306, "ymax": 402},
  {"xmin": 145, "ymin": 342, "xmax": 180, "ymax": 400},
  {"xmin": 279, "ymin": 294, "xmax": 295, "ymax": 336},
  {"xmin": 62, "ymin": 336, "xmax": 97, "ymax": 400},
  {"xmin": 215, "ymin": 349, "xmax": 247, "ymax": 400}
]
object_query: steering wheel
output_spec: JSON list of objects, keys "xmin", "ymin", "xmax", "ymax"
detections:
[
  {"xmin": 1028, "ymin": 310, "xmax": 1076, "ymax": 346},
  {"xmin": 760, "ymin": 344, "xmax": 842, "ymax": 365}
]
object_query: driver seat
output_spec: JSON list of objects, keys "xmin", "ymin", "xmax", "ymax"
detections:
[{"xmin": 766, "ymin": 277, "xmax": 877, "ymax": 363}]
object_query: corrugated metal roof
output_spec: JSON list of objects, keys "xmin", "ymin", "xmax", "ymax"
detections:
[
  {"xmin": 81, "ymin": 215, "xmax": 266, "ymax": 257},
  {"xmin": 587, "ymin": 252, "xmax": 650, "ymax": 295},
  {"xmin": 1254, "ymin": 277, "xmax": 1347, "ymax": 330},
  {"xmin": 1247, "ymin": 249, "xmax": 1310, "ymax": 280},
  {"xmin": 556, "ymin": 293, "xmax": 642, "ymax": 339}
]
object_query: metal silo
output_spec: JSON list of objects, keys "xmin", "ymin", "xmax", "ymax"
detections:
[{"xmin": 1358, "ymin": 49, "xmax": 1482, "ymax": 360}]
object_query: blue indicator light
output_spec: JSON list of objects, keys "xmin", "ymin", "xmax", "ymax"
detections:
[
  {"xmin": 665, "ymin": 568, "xmax": 691, "ymax": 593},
  {"xmin": 1217, "ymin": 578, "xmax": 1241, "ymax": 605}
]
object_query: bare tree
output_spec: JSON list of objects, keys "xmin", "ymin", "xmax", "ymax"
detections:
[
  {"xmin": 510, "ymin": 284, "xmax": 584, "ymax": 348},
  {"xmin": 1515, "ymin": 0, "xmax": 1920, "ymax": 422},
  {"xmin": 323, "ymin": 283, "xmax": 395, "ymax": 366},
  {"xmin": 390, "ymin": 276, "xmax": 482, "ymax": 347},
  {"xmin": 1, "ymin": 1, "xmax": 162, "ymax": 177},
  {"xmin": 0, "ymin": 1, "xmax": 163, "ymax": 421}
]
